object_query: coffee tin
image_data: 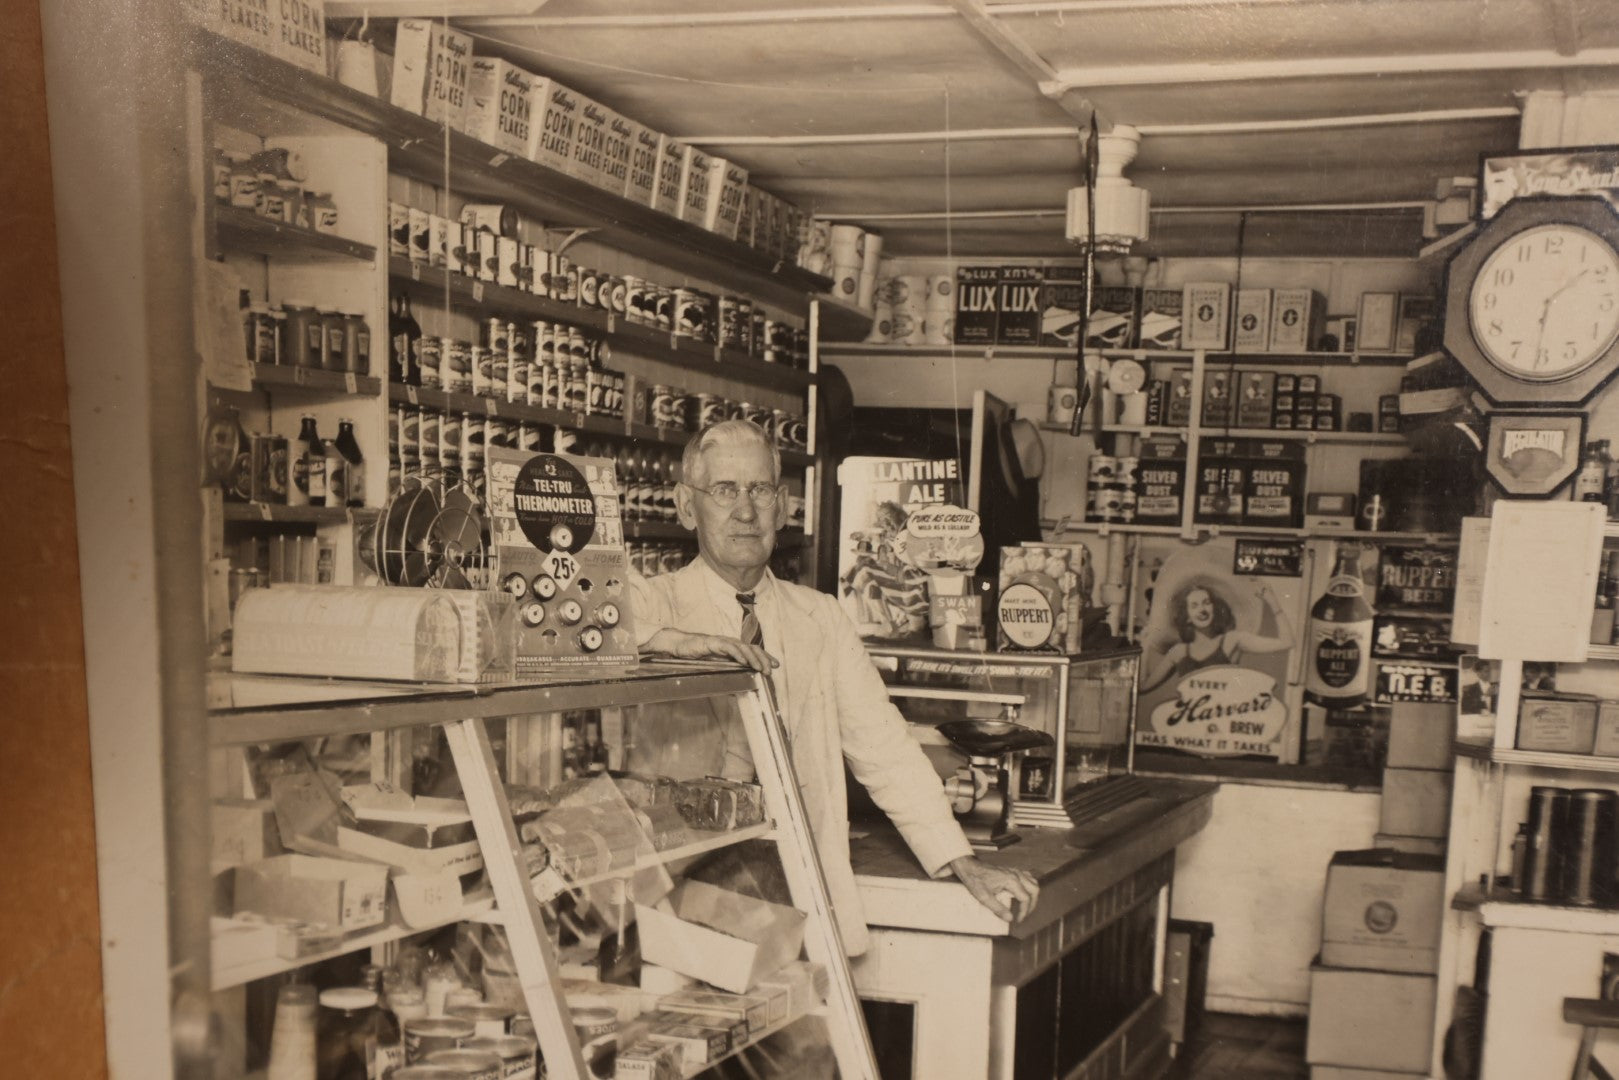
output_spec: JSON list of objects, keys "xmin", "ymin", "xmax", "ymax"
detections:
[
  {"xmin": 578, "ymin": 267, "xmax": 600, "ymax": 308},
  {"xmin": 650, "ymin": 384, "xmax": 676, "ymax": 428},
  {"xmin": 694, "ymin": 393, "xmax": 726, "ymax": 430},
  {"xmin": 1088, "ymin": 454, "xmax": 1119, "ymax": 486},
  {"xmin": 424, "ymin": 1049, "xmax": 503, "ymax": 1080},
  {"xmin": 653, "ymin": 287, "xmax": 674, "ymax": 331},
  {"xmin": 719, "ymin": 295, "xmax": 751, "ymax": 351},
  {"xmin": 402, "ymin": 1016, "xmax": 475, "ymax": 1063},
  {"xmin": 444, "ymin": 340, "xmax": 473, "ymax": 394},
  {"xmin": 418, "ymin": 336, "xmax": 444, "ymax": 390}
]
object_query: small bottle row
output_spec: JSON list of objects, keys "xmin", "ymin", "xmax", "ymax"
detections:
[
  {"xmin": 244, "ymin": 299, "xmax": 372, "ymax": 374},
  {"xmin": 629, "ymin": 543, "xmax": 697, "ymax": 578},
  {"xmin": 206, "ymin": 405, "xmax": 365, "ymax": 509},
  {"xmin": 211, "ymin": 146, "xmax": 341, "ymax": 234},
  {"xmin": 390, "ymin": 201, "xmax": 810, "ymax": 366}
]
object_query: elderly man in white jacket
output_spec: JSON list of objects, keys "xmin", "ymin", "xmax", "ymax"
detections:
[{"xmin": 630, "ymin": 419, "xmax": 1037, "ymax": 954}]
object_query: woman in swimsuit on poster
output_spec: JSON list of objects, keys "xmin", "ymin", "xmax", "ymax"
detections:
[{"xmin": 1140, "ymin": 581, "xmax": 1294, "ymax": 693}]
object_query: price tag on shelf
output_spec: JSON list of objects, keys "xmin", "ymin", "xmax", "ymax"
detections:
[
  {"xmin": 472, "ymin": 281, "xmax": 485, "ymax": 303},
  {"xmin": 411, "ymin": 262, "xmax": 421, "ymax": 282},
  {"xmin": 344, "ymin": 374, "xmax": 357, "ymax": 394},
  {"xmin": 570, "ymin": 411, "xmax": 586, "ymax": 429},
  {"xmin": 668, "ymin": 333, "xmax": 679, "ymax": 351},
  {"xmin": 606, "ymin": 313, "xmax": 616, "ymax": 334},
  {"xmin": 293, "ymin": 366, "xmax": 307, "ymax": 386},
  {"xmin": 256, "ymin": 503, "xmax": 272, "ymax": 521},
  {"xmin": 484, "ymin": 397, "xmax": 498, "ymax": 416},
  {"xmin": 405, "ymin": 386, "xmax": 419, "ymax": 406},
  {"xmin": 489, "ymin": 153, "xmax": 512, "ymax": 168}
]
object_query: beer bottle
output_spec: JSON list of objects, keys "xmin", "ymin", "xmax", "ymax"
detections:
[
  {"xmin": 334, "ymin": 419, "xmax": 366, "ymax": 508},
  {"xmin": 1576, "ymin": 439, "xmax": 1610, "ymax": 503},
  {"xmin": 295, "ymin": 414, "xmax": 328, "ymax": 508},
  {"xmin": 1306, "ymin": 543, "xmax": 1374, "ymax": 707}
]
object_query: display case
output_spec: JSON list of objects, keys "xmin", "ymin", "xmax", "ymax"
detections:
[
  {"xmin": 205, "ymin": 662, "xmax": 878, "ymax": 1080},
  {"xmin": 864, "ymin": 645, "xmax": 1141, "ymax": 833}
]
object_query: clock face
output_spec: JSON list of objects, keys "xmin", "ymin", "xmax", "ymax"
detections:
[{"xmin": 1468, "ymin": 222, "xmax": 1619, "ymax": 381}]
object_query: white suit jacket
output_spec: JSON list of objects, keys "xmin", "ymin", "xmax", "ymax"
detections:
[{"xmin": 628, "ymin": 560, "xmax": 973, "ymax": 955}]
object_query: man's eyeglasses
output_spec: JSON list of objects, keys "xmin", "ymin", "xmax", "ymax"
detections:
[{"xmin": 687, "ymin": 481, "xmax": 781, "ymax": 509}]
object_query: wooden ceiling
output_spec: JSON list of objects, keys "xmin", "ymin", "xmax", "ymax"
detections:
[{"xmin": 377, "ymin": 0, "xmax": 1619, "ymax": 259}]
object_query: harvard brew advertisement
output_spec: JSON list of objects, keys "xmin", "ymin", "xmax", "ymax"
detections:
[{"xmin": 1134, "ymin": 538, "xmax": 1303, "ymax": 759}]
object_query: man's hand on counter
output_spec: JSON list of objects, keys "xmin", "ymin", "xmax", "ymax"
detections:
[
  {"xmin": 643, "ymin": 628, "xmax": 778, "ymax": 673},
  {"xmin": 950, "ymin": 855, "xmax": 1039, "ymax": 924}
]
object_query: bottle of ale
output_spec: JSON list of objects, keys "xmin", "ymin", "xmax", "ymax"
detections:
[
  {"xmin": 334, "ymin": 418, "xmax": 365, "ymax": 508},
  {"xmin": 1576, "ymin": 439, "xmax": 1610, "ymax": 503},
  {"xmin": 294, "ymin": 414, "xmax": 327, "ymax": 508},
  {"xmin": 1306, "ymin": 543, "xmax": 1374, "ymax": 707}
]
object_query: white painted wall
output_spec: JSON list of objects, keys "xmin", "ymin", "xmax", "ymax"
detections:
[{"xmin": 1168, "ymin": 782, "xmax": 1383, "ymax": 1015}]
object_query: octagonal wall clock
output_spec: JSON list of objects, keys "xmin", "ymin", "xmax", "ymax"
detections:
[{"xmin": 1444, "ymin": 194, "xmax": 1619, "ymax": 407}]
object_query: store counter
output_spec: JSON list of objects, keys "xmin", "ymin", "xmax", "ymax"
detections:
[{"xmin": 849, "ymin": 777, "xmax": 1216, "ymax": 1080}]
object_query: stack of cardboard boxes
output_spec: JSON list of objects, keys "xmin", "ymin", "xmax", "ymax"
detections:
[{"xmin": 1306, "ymin": 703, "xmax": 1452, "ymax": 1078}]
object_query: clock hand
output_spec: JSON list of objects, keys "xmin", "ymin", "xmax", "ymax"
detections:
[{"xmin": 1534, "ymin": 269, "xmax": 1594, "ymax": 368}]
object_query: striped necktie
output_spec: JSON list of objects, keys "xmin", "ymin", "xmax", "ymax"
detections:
[{"xmin": 736, "ymin": 591, "xmax": 763, "ymax": 648}]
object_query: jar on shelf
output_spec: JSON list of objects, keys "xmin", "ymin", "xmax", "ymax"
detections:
[
  {"xmin": 308, "ymin": 191, "xmax": 339, "ymax": 234},
  {"xmin": 315, "ymin": 987, "xmax": 379, "ymax": 1080},
  {"xmin": 256, "ymin": 173, "xmax": 286, "ymax": 221},
  {"xmin": 244, "ymin": 303, "xmax": 279, "ymax": 365},
  {"xmin": 282, "ymin": 300, "xmax": 322, "ymax": 368}
]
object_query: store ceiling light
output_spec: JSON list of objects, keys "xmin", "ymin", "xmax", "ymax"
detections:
[{"xmin": 1065, "ymin": 125, "xmax": 1150, "ymax": 254}]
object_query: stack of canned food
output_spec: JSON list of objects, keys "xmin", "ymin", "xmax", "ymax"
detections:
[
  {"xmin": 389, "ymin": 200, "xmax": 811, "ymax": 369},
  {"xmin": 1086, "ymin": 454, "xmax": 1140, "ymax": 524},
  {"xmin": 388, "ymin": 405, "xmax": 551, "ymax": 498},
  {"xmin": 639, "ymin": 387, "xmax": 810, "ymax": 451},
  {"xmin": 244, "ymin": 301, "xmax": 371, "ymax": 374},
  {"xmin": 213, "ymin": 145, "xmax": 339, "ymax": 235},
  {"xmin": 628, "ymin": 543, "xmax": 695, "ymax": 578}
]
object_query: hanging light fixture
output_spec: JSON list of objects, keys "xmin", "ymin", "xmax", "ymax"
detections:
[{"xmin": 1065, "ymin": 124, "xmax": 1150, "ymax": 254}]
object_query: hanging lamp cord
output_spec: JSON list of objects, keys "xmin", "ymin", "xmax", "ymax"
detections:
[{"xmin": 1068, "ymin": 112, "xmax": 1101, "ymax": 439}]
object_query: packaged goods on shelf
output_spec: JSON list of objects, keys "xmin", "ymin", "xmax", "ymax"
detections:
[
  {"xmin": 615, "ymin": 1037, "xmax": 684, "ymax": 1079},
  {"xmin": 390, "ymin": 18, "xmax": 472, "ymax": 130},
  {"xmin": 660, "ymin": 987, "xmax": 766, "ymax": 1040},
  {"xmin": 997, "ymin": 266, "xmax": 1042, "ymax": 346},
  {"xmin": 996, "ymin": 543, "xmax": 1096, "ymax": 654},
  {"xmin": 532, "ymin": 80, "xmax": 581, "ymax": 174},
  {"xmin": 464, "ymin": 58, "xmax": 537, "ymax": 159},
  {"xmin": 634, "ymin": 880, "xmax": 808, "ymax": 994},
  {"xmin": 1236, "ymin": 370, "xmax": 1276, "ymax": 428},
  {"xmin": 1164, "ymin": 367, "xmax": 1194, "ymax": 427},
  {"xmin": 337, "ymin": 793, "xmax": 484, "ymax": 878},
  {"xmin": 704, "ymin": 158, "xmax": 749, "ymax": 240},
  {"xmin": 213, "ymin": 799, "xmax": 280, "ymax": 868},
  {"xmin": 601, "ymin": 111, "xmax": 636, "ymax": 195},
  {"xmin": 676, "ymin": 145, "xmax": 715, "ymax": 225},
  {"xmin": 1181, "ymin": 282, "xmax": 1231, "ymax": 349},
  {"xmin": 235, "ymin": 853, "xmax": 390, "ymax": 931},
  {"xmin": 1234, "ymin": 288, "xmax": 1272, "ymax": 351},
  {"xmin": 650, "ymin": 135, "xmax": 686, "ymax": 216},
  {"xmin": 954, "ymin": 266, "xmax": 1000, "ymax": 345},
  {"xmin": 1357, "ymin": 291, "xmax": 1400, "ymax": 352},
  {"xmin": 1516, "ymin": 691, "xmax": 1599, "ymax": 753},
  {"xmin": 1088, "ymin": 286, "xmax": 1141, "ymax": 349},
  {"xmin": 191, "ymin": 0, "xmax": 326, "ymax": 73},
  {"xmin": 1134, "ymin": 437, "xmax": 1188, "ymax": 525},
  {"xmin": 1139, "ymin": 288, "xmax": 1185, "ymax": 349},
  {"xmin": 671, "ymin": 777, "xmax": 765, "ymax": 831},
  {"xmin": 1319, "ymin": 849, "xmax": 1444, "ymax": 974},
  {"xmin": 1270, "ymin": 287, "xmax": 1326, "ymax": 352},
  {"xmin": 568, "ymin": 95, "xmax": 614, "ymax": 187},
  {"xmin": 1039, "ymin": 264, "xmax": 1087, "ymax": 347},
  {"xmin": 625, "ymin": 125, "xmax": 662, "ymax": 205},
  {"xmin": 1202, "ymin": 369, "xmax": 1234, "ymax": 427},
  {"xmin": 1241, "ymin": 441, "xmax": 1307, "ymax": 528},
  {"xmin": 638, "ymin": 1011, "xmax": 730, "ymax": 1069},
  {"xmin": 1192, "ymin": 438, "xmax": 1246, "ymax": 526},
  {"xmin": 232, "ymin": 585, "xmax": 466, "ymax": 682}
]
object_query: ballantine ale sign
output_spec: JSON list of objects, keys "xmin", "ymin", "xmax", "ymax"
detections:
[{"xmin": 1140, "ymin": 667, "xmax": 1289, "ymax": 756}]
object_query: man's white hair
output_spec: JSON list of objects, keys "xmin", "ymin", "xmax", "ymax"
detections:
[{"xmin": 681, "ymin": 419, "xmax": 781, "ymax": 487}]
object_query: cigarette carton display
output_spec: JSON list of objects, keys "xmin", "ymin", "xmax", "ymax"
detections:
[
  {"xmin": 464, "ymin": 58, "xmax": 536, "ymax": 159},
  {"xmin": 1181, "ymin": 282, "xmax": 1231, "ymax": 349},
  {"xmin": 390, "ymin": 19, "xmax": 472, "ymax": 131},
  {"xmin": 1234, "ymin": 289, "xmax": 1272, "ymax": 351},
  {"xmin": 997, "ymin": 266, "xmax": 1043, "ymax": 346},
  {"xmin": 954, "ymin": 266, "xmax": 1000, "ymax": 345}
]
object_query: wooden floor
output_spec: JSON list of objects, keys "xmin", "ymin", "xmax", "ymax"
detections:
[{"xmin": 1167, "ymin": 1013, "xmax": 1310, "ymax": 1080}]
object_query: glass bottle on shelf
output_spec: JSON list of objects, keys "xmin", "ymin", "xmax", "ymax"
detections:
[
  {"xmin": 292, "ymin": 414, "xmax": 327, "ymax": 508},
  {"xmin": 267, "ymin": 982, "xmax": 318, "ymax": 1080},
  {"xmin": 1576, "ymin": 438, "xmax": 1610, "ymax": 503},
  {"xmin": 396, "ymin": 293, "xmax": 422, "ymax": 387},
  {"xmin": 334, "ymin": 419, "xmax": 365, "ymax": 508},
  {"xmin": 1305, "ymin": 543, "xmax": 1374, "ymax": 708},
  {"xmin": 315, "ymin": 987, "xmax": 377, "ymax": 1080}
]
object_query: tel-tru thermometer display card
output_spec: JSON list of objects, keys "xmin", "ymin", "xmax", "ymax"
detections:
[{"xmin": 487, "ymin": 448, "xmax": 637, "ymax": 668}]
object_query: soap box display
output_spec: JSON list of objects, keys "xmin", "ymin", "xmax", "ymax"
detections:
[
  {"xmin": 1181, "ymin": 282, "xmax": 1231, "ymax": 349},
  {"xmin": 486, "ymin": 447, "xmax": 637, "ymax": 668},
  {"xmin": 390, "ymin": 18, "xmax": 472, "ymax": 130},
  {"xmin": 1139, "ymin": 288, "xmax": 1185, "ymax": 349},
  {"xmin": 1135, "ymin": 437, "xmax": 1188, "ymax": 526},
  {"xmin": 1039, "ymin": 265, "xmax": 1088, "ymax": 347},
  {"xmin": 1087, "ymin": 286, "xmax": 1141, "ymax": 349},
  {"xmin": 1192, "ymin": 438, "xmax": 1246, "ymax": 525},
  {"xmin": 954, "ymin": 266, "xmax": 1000, "ymax": 345},
  {"xmin": 1320, "ymin": 849, "xmax": 1444, "ymax": 974},
  {"xmin": 1241, "ymin": 441, "xmax": 1306, "ymax": 528},
  {"xmin": 996, "ymin": 266, "xmax": 1043, "ymax": 346}
]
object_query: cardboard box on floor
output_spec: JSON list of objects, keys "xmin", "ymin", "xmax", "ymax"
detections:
[
  {"xmin": 1380, "ymin": 767, "xmax": 1451, "ymax": 839},
  {"xmin": 1306, "ymin": 962, "xmax": 1435, "ymax": 1073},
  {"xmin": 635, "ymin": 880, "xmax": 806, "ymax": 994},
  {"xmin": 1319, "ymin": 849, "xmax": 1444, "ymax": 974}
]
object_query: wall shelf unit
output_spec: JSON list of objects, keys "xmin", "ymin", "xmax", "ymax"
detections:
[
  {"xmin": 214, "ymin": 204, "xmax": 377, "ymax": 263},
  {"xmin": 247, "ymin": 362, "xmax": 382, "ymax": 397},
  {"xmin": 818, "ymin": 342, "xmax": 1418, "ymax": 367},
  {"xmin": 220, "ymin": 503, "xmax": 350, "ymax": 525}
]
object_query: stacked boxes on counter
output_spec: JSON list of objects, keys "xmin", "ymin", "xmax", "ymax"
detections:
[
  {"xmin": 1132, "ymin": 368, "xmax": 1346, "ymax": 432},
  {"xmin": 387, "ymin": 198, "xmax": 811, "ymax": 369}
]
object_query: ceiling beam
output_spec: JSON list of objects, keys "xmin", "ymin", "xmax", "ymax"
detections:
[
  {"xmin": 825, "ymin": 201, "xmax": 1429, "ymax": 221},
  {"xmin": 1542, "ymin": 0, "xmax": 1583, "ymax": 58},
  {"xmin": 1050, "ymin": 47, "xmax": 1619, "ymax": 91},
  {"xmin": 683, "ymin": 106, "xmax": 1517, "ymax": 147},
  {"xmin": 944, "ymin": 0, "xmax": 1105, "ymax": 128}
]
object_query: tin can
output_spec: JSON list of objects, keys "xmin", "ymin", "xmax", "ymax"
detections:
[
  {"xmin": 750, "ymin": 311, "xmax": 767, "ymax": 358},
  {"xmin": 403, "ymin": 1016, "xmax": 475, "ymax": 1063},
  {"xmin": 552, "ymin": 253, "xmax": 575, "ymax": 302},
  {"xmin": 771, "ymin": 407, "xmax": 793, "ymax": 448},
  {"xmin": 623, "ymin": 276, "xmax": 648, "ymax": 323},
  {"xmin": 250, "ymin": 433, "xmax": 289, "ymax": 504},
  {"xmin": 578, "ymin": 267, "xmax": 600, "ymax": 308},
  {"xmin": 648, "ymin": 385, "xmax": 674, "ymax": 428},
  {"xmin": 497, "ymin": 236, "xmax": 520, "ymax": 289},
  {"xmin": 519, "ymin": 243, "xmax": 540, "ymax": 293},
  {"xmin": 564, "ymin": 364, "xmax": 588, "ymax": 412},
  {"xmin": 428, "ymin": 213, "xmax": 449, "ymax": 269},
  {"xmin": 527, "ymin": 361, "xmax": 551, "ymax": 409},
  {"xmin": 672, "ymin": 288, "xmax": 705, "ymax": 340},
  {"xmin": 245, "ymin": 305, "xmax": 279, "ymax": 365},
  {"xmin": 654, "ymin": 287, "xmax": 674, "ymax": 331},
  {"xmin": 460, "ymin": 1036, "xmax": 536, "ymax": 1080},
  {"xmin": 446, "ymin": 1003, "xmax": 515, "ymax": 1039},
  {"xmin": 476, "ymin": 230, "xmax": 499, "ymax": 283},
  {"xmin": 450, "ymin": 222, "xmax": 475, "ymax": 277},
  {"xmin": 519, "ymin": 423, "xmax": 542, "ymax": 452},
  {"xmin": 1088, "ymin": 454, "xmax": 1119, "ymax": 486},
  {"xmin": 586, "ymin": 369, "xmax": 608, "ymax": 415},
  {"xmin": 425, "ymin": 1049, "xmax": 500, "ymax": 1080},
  {"xmin": 489, "ymin": 349, "xmax": 508, "ymax": 401},
  {"xmin": 743, "ymin": 403, "xmax": 773, "ymax": 433},
  {"xmin": 566, "ymin": 327, "xmax": 589, "ymax": 362},
  {"xmin": 400, "ymin": 406, "xmax": 421, "ymax": 466},
  {"xmin": 719, "ymin": 295, "xmax": 751, "ymax": 351},
  {"xmin": 440, "ymin": 411, "xmax": 463, "ymax": 469},
  {"xmin": 1090, "ymin": 485, "xmax": 1125, "ymax": 523},
  {"xmin": 469, "ymin": 345, "xmax": 490, "ymax": 397},
  {"xmin": 418, "ymin": 336, "xmax": 443, "ymax": 390},
  {"xmin": 693, "ymin": 393, "xmax": 726, "ymax": 430},
  {"xmin": 597, "ymin": 275, "xmax": 617, "ymax": 312},
  {"xmin": 445, "ymin": 340, "xmax": 473, "ymax": 395},
  {"xmin": 658, "ymin": 545, "xmax": 684, "ymax": 573},
  {"xmin": 1115, "ymin": 456, "xmax": 1140, "ymax": 488},
  {"xmin": 783, "ymin": 414, "xmax": 809, "ymax": 450},
  {"xmin": 485, "ymin": 418, "xmax": 510, "ymax": 449},
  {"xmin": 461, "ymin": 202, "xmax": 517, "ymax": 238},
  {"xmin": 508, "ymin": 352, "xmax": 530, "ymax": 404},
  {"xmin": 607, "ymin": 275, "xmax": 627, "ymax": 315},
  {"xmin": 388, "ymin": 201, "xmax": 410, "ymax": 258},
  {"xmin": 408, "ymin": 207, "xmax": 431, "ymax": 263},
  {"xmin": 484, "ymin": 317, "xmax": 509, "ymax": 354},
  {"xmin": 418, "ymin": 408, "xmax": 442, "ymax": 471},
  {"xmin": 610, "ymin": 372, "xmax": 627, "ymax": 418},
  {"xmin": 1117, "ymin": 488, "xmax": 1139, "ymax": 523}
]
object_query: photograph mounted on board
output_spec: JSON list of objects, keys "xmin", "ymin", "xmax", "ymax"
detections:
[{"xmin": 1135, "ymin": 538, "xmax": 1302, "ymax": 759}]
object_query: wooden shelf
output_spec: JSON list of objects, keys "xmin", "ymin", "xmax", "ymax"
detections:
[
  {"xmin": 392, "ymin": 258, "xmax": 814, "ymax": 395},
  {"xmin": 214, "ymin": 204, "xmax": 376, "ymax": 262},
  {"xmin": 1587, "ymin": 644, "xmax": 1619, "ymax": 661},
  {"xmin": 1042, "ymin": 422, "xmax": 1405, "ymax": 446},
  {"xmin": 815, "ymin": 295, "xmax": 875, "ymax": 342},
  {"xmin": 199, "ymin": 29, "xmax": 832, "ymax": 311},
  {"xmin": 530, "ymin": 822, "xmax": 776, "ymax": 905},
  {"xmin": 1044, "ymin": 519, "xmax": 1457, "ymax": 543},
  {"xmin": 1453, "ymin": 739, "xmax": 1619, "ymax": 773},
  {"xmin": 1476, "ymin": 894, "xmax": 1619, "ymax": 935},
  {"xmin": 221, "ymin": 503, "xmax": 350, "ymax": 525},
  {"xmin": 819, "ymin": 342, "xmax": 1417, "ymax": 367},
  {"xmin": 249, "ymin": 362, "xmax": 381, "ymax": 396},
  {"xmin": 213, "ymin": 893, "xmax": 495, "ymax": 990}
]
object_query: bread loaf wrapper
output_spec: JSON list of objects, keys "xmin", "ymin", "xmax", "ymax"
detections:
[{"xmin": 233, "ymin": 585, "xmax": 461, "ymax": 682}]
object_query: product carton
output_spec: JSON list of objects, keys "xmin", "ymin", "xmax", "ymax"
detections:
[
  {"xmin": 600, "ymin": 111, "xmax": 637, "ymax": 196},
  {"xmin": 1517, "ymin": 691, "xmax": 1599, "ymax": 753},
  {"xmin": 703, "ymin": 157, "xmax": 749, "ymax": 239},
  {"xmin": 197, "ymin": 0, "xmax": 278, "ymax": 57},
  {"xmin": 734, "ymin": 183, "xmax": 759, "ymax": 248},
  {"xmin": 1164, "ymin": 367, "xmax": 1195, "ymax": 426},
  {"xmin": 1233, "ymin": 289, "xmax": 1273, "ymax": 351},
  {"xmin": 1379, "ymin": 767, "xmax": 1451, "ymax": 839},
  {"xmin": 463, "ymin": 58, "xmax": 537, "ymax": 159},
  {"xmin": 1087, "ymin": 286, "xmax": 1141, "ymax": 349},
  {"xmin": 1181, "ymin": 282, "xmax": 1231, "ymax": 349},
  {"xmin": 1236, "ymin": 370, "xmax": 1276, "ymax": 429},
  {"xmin": 1139, "ymin": 288, "xmax": 1184, "ymax": 349},
  {"xmin": 625, "ymin": 124, "xmax": 663, "ymax": 205},
  {"xmin": 634, "ymin": 880, "xmax": 807, "ymax": 994},
  {"xmin": 1306, "ymin": 962, "xmax": 1435, "ymax": 1072},
  {"xmin": 954, "ymin": 266, "xmax": 1000, "ymax": 345},
  {"xmin": 650, "ymin": 135, "xmax": 688, "ymax": 217},
  {"xmin": 660, "ymin": 987, "xmax": 769, "ymax": 1037},
  {"xmin": 232, "ymin": 585, "xmax": 464, "ymax": 682},
  {"xmin": 997, "ymin": 543, "xmax": 1095, "ymax": 654},
  {"xmin": 1241, "ymin": 440, "xmax": 1306, "ymax": 528},
  {"xmin": 1201, "ymin": 368, "xmax": 1234, "ymax": 427},
  {"xmin": 1386, "ymin": 701, "xmax": 1452, "ymax": 770},
  {"xmin": 274, "ymin": 0, "xmax": 326, "ymax": 74},
  {"xmin": 1192, "ymin": 438, "xmax": 1246, "ymax": 526},
  {"xmin": 996, "ymin": 266, "xmax": 1043, "ymax": 346},
  {"xmin": 1270, "ymin": 288, "xmax": 1326, "ymax": 352},
  {"xmin": 210, "ymin": 915, "xmax": 281, "ymax": 972},
  {"xmin": 530, "ymin": 80, "xmax": 581, "ymax": 175},
  {"xmin": 567, "ymin": 95, "xmax": 613, "ymax": 186},
  {"xmin": 235, "ymin": 853, "xmax": 389, "ymax": 930},
  {"xmin": 1038, "ymin": 265, "xmax": 1088, "ymax": 348},
  {"xmin": 1319, "ymin": 849, "xmax": 1444, "ymax": 974},
  {"xmin": 335, "ymin": 787, "xmax": 483, "ymax": 877},
  {"xmin": 213, "ymin": 799, "xmax": 280, "ymax": 868},
  {"xmin": 676, "ymin": 145, "xmax": 715, "ymax": 225},
  {"xmin": 1134, "ymin": 437, "xmax": 1187, "ymax": 526},
  {"xmin": 1357, "ymin": 292, "xmax": 1400, "ymax": 352},
  {"xmin": 390, "ymin": 19, "xmax": 473, "ymax": 131}
]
